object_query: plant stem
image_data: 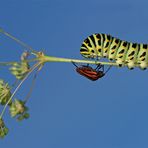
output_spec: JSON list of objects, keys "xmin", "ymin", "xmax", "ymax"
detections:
[
  {"xmin": 24, "ymin": 68, "xmax": 39, "ymax": 103},
  {"xmin": 0, "ymin": 58, "xmax": 39, "ymax": 66},
  {"xmin": 0, "ymin": 27, "xmax": 38, "ymax": 55},
  {"xmin": 0, "ymin": 62, "xmax": 41, "ymax": 119},
  {"xmin": 0, "ymin": 27, "xmax": 133, "ymax": 67},
  {"xmin": 43, "ymin": 55, "xmax": 119, "ymax": 66}
]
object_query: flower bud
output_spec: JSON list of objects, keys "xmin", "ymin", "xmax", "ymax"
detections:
[
  {"xmin": 0, "ymin": 118, "xmax": 9, "ymax": 138},
  {"xmin": 9, "ymin": 99, "xmax": 29, "ymax": 121},
  {"xmin": 0, "ymin": 79, "xmax": 11, "ymax": 105},
  {"xmin": 10, "ymin": 61, "xmax": 30, "ymax": 80}
]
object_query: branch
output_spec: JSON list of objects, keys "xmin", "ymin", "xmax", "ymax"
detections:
[
  {"xmin": 0, "ymin": 62, "xmax": 41, "ymax": 119},
  {"xmin": 0, "ymin": 27, "xmax": 38, "ymax": 55},
  {"xmin": 42, "ymin": 55, "xmax": 120, "ymax": 67}
]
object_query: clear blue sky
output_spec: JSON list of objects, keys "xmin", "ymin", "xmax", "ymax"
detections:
[{"xmin": 0, "ymin": 0, "xmax": 148, "ymax": 148}]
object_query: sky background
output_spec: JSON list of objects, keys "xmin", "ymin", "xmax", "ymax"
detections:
[{"xmin": 0, "ymin": 0, "xmax": 148, "ymax": 148}]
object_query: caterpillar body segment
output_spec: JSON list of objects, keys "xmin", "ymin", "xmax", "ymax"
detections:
[
  {"xmin": 115, "ymin": 40, "xmax": 129, "ymax": 67},
  {"xmin": 102, "ymin": 34, "xmax": 112, "ymax": 58},
  {"xmin": 80, "ymin": 33, "xmax": 148, "ymax": 70},
  {"xmin": 124, "ymin": 43, "xmax": 139, "ymax": 69},
  {"xmin": 108, "ymin": 37, "xmax": 121, "ymax": 61},
  {"xmin": 137, "ymin": 44, "xmax": 148, "ymax": 70},
  {"xmin": 80, "ymin": 34, "xmax": 103, "ymax": 59}
]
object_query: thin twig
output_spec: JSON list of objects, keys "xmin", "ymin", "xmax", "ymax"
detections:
[
  {"xmin": 0, "ymin": 58, "xmax": 39, "ymax": 67},
  {"xmin": 24, "ymin": 67, "xmax": 40, "ymax": 103},
  {"xmin": 0, "ymin": 62, "xmax": 41, "ymax": 119},
  {"xmin": 0, "ymin": 27, "xmax": 38, "ymax": 55}
]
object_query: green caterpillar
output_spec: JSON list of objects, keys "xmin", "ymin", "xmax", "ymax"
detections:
[{"xmin": 80, "ymin": 33, "xmax": 148, "ymax": 70}]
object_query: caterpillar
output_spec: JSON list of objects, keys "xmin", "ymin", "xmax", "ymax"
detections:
[{"xmin": 80, "ymin": 33, "xmax": 148, "ymax": 70}]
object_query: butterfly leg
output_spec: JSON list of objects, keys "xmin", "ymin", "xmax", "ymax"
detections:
[{"xmin": 104, "ymin": 65, "xmax": 112, "ymax": 74}]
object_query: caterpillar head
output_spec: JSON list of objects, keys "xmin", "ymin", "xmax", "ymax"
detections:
[
  {"xmin": 80, "ymin": 40, "xmax": 100, "ymax": 59},
  {"xmin": 80, "ymin": 47, "xmax": 98, "ymax": 59}
]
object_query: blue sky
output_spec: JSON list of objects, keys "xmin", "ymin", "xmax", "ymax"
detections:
[{"xmin": 0, "ymin": 0, "xmax": 148, "ymax": 148}]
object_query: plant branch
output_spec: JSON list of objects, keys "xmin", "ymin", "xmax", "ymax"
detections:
[
  {"xmin": 43, "ymin": 55, "xmax": 119, "ymax": 66},
  {"xmin": 0, "ymin": 62, "xmax": 41, "ymax": 119},
  {"xmin": 0, "ymin": 27, "xmax": 134, "ymax": 68},
  {"xmin": 0, "ymin": 58, "xmax": 39, "ymax": 66},
  {"xmin": 24, "ymin": 67, "xmax": 39, "ymax": 103},
  {"xmin": 0, "ymin": 27, "xmax": 38, "ymax": 55}
]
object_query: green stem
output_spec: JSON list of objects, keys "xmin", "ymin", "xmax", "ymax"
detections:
[
  {"xmin": 0, "ymin": 27, "xmax": 136, "ymax": 67},
  {"xmin": 24, "ymin": 67, "xmax": 39, "ymax": 103},
  {"xmin": 0, "ymin": 58, "xmax": 39, "ymax": 66},
  {"xmin": 0, "ymin": 62, "xmax": 41, "ymax": 119},
  {"xmin": 0, "ymin": 27, "xmax": 131, "ymax": 67},
  {"xmin": 43, "ymin": 55, "xmax": 118, "ymax": 66}
]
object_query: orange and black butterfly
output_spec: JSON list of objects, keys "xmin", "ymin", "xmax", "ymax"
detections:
[{"xmin": 72, "ymin": 62, "xmax": 111, "ymax": 81}]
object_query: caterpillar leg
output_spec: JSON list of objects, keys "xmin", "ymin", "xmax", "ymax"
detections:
[
  {"xmin": 136, "ymin": 44, "xmax": 148, "ymax": 70},
  {"xmin": 139, "ymin": 62, "xmax": 147, "ymax": 70},
  {"xmin": 116, "ymin": 60, "xmax": 124, "ymax": 67},
  {"xmin": 127, "ymin": 61, "xmax": 135, "ymax": 70}
]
